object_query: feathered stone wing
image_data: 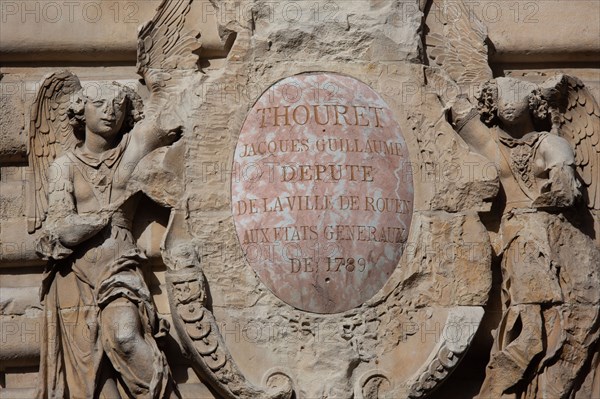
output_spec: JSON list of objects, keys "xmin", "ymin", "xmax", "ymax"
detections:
[
  {"xmin": 136, "ymin": 0, "xmax": 202, "ymax": 117},
  {"xmin": 426, "ymin": 0, "xmax": 493, "ymax": 99},
  {"xmin": 544, "ymin": 74, "xmax": 600, "ymax": 211},
  {"xmin": 27, "ymin": 71, "xmax": 82, "ymax": 233}
]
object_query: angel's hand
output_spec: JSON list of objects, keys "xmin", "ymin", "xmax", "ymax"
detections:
[
  {"xmin": 132, "ymin": 112, "xmax": 184, "ymax": 155},
  {"xmin": 448, "ymin": 95, "xmax": 476, "ymax": 124},
  {"xmin": 97, "ymin": 208, "xmax": 115, "ymax": 225},
  {"xmin": 532, "ymin": 190, "xmax": 577, "ymax": 209},
  {"xmin": 36, "ymin": 232, "xmax": 73, "ymax": 260},
  {"xmin": 533, "ymin": 165, "xmax": 581, "ymax": 208},
  {"xmin": 52, "ymin": 213, "xmax": 111, "ymax": 247},
  {"xmin": 152, "ymin": 111, "xmax": 184, "ymax": 146},
  {"xmin": 162, "ymin": 124, "xmax": 183, "ymax": 146}
]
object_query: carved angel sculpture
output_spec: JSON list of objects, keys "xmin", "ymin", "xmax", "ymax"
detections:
[
  {"xmin": 425, "ymin": 1, "xmax": 600, "ymax": 397},
  {"xmin": 29, "ymin": 1, "xmax": 294, "ymax": 399},
  {"xmin": 27, "ymin": 0, "xmax": 200, "ymax": 397},
  {"xmin": 31, "ymin": 73, "xmax": 182, "ymax": 398}
]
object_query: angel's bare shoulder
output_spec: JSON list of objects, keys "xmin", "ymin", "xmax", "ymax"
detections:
[
  {"xmin": 538, "ymin": 133, "xmax": 576, "ymax": 167},
  {"xmin": 46, "ymin": 152, "xmax": 78, "ymax": 186}
]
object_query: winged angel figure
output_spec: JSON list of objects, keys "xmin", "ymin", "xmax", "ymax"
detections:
[
  {"xmin": 28, "ymin": 2, "xmax": 292, "ymax": 399},
  {"xmin": 425, "ymin": 0, "xmax": 600, "ymax": 397}
]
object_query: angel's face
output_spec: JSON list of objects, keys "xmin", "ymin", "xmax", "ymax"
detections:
[
  {"xmin": 84, "ymin": 86, "xmax": 127, "ymax": 140},
  {"xmin": 496, "ymin": 78, "xmax": 534, "ymax": 129}
]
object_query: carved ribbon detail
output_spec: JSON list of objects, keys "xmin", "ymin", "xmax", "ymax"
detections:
[
  {"xmin": 162, "ymin": 211, "xmax": 293, "ymax": 399},
  {"xmin": 405, "ymin": 307, "xmax": 484, "ymax": 399},
  {"xmin": 406, "ymin": 345, "xmax": 461, "ymax": 398}
]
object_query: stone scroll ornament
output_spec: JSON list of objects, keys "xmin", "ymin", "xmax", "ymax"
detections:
[
  {"xmin": 28, "ymin": 0, "xmax": 292, "ymax": 398},
  {"xmin": 425, "ymin": 0, "xmax": 600, "ymax": 397}
]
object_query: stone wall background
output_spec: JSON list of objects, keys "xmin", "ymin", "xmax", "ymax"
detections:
[{"xmin": 1, "ymin": 1, "xmax": 598, "ymax": 398}]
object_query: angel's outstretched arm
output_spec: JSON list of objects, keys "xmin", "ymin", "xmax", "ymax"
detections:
[
  {"xmin": 128, "ymin": 114, "xmax": 183, "ymax": 160},
  {"xmin": 130, "ymin": 0, "xmax": 199, "ymax": 159},
  {"xmin": 451, "ymin": 99, "xmax": 497, "ymax": 160},
  {"xmin": 37, "ymin": 157, "xmax": 109, "ymax": 259}
]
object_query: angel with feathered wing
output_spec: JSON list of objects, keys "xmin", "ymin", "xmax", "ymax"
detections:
[
  {"xmin": 28, "ymin": 1, "xmax": 200, "ymax": 397},
  {"xmin": 423, "ymin": 1, "xmax": 600, "ymax": 397},
  {"xmin": 30, "ymin": 1, "xmax": 295, "ymax": 398},
  {"xmin": 30, "ymin": 74, "xmax": 182, "ymax": 398}
]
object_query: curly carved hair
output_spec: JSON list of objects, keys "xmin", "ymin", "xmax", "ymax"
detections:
[
  {"xmin": 476, "ymin": 79, "xmax": 549, "ymax": 126},
  {"xmin": 528, "ymin": 87, "xmax": 549, "ymax": 121},
  {"xmin": 476, "ymin": 80, "xmax": 498, "ymax": 125},
  {"xmin": 67, "ymin": 82, "xmax": 144, "ymax": 140}
]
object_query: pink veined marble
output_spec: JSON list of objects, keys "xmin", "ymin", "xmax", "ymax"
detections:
[{"xmin": 232, "ymin": 72, "xmax": 413, "ymax": 313}]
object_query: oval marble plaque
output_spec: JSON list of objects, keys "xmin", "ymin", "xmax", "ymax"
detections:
[{"xmin": 232, "ymin": 73, "xmax": 413, "ymax": 313}]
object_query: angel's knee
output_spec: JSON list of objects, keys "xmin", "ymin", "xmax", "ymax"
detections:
[{"xmin": 101, "ymin": 297, "xmax": 144, "ymax": 355}]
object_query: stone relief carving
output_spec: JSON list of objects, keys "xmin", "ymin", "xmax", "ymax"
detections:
[
  {"xmin": 14, "ymin": 0, "xmax": 598, "ymax": 397},
  {"xmin": 406, "ymin": 308, "xmax": 483, "ymax": 399},
  {"xmin": 30, "ymin": 71, "xmax": 182, "ymax": 399},
  {"xmin": 28, "ymin": 1, "xmax": 291, "ymax": 398},
  {"xmin": 161, "ymin": 212, "xmax": 292, "ymax": 399},
  {"xmin": 426, "ymin": 1, "xmax": 600, "ymax": 397},
  {"xmin": 460, "ymin": 75, "xmax": 600, "ymax": 399}
]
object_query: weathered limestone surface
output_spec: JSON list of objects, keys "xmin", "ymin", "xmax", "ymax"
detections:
[
  {"xmin": 426, "ymin": 0, "xmax": 600, "ymax": 62},
  {"xmin": 1, "ymin": 0, "xmax": 599, "ymax": 398},
  {"xmin": 0, "ymin": 0, "xmax": 230, "ymax": 61},
  {"xmin": 2, "ymin": 0, "xmax": 598, "ymax": 62},
  {"xmin": 153, "ymin": 1, "xmax": 494, "ymax": 396}
]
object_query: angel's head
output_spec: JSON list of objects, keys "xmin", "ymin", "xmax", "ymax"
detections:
[
  {"xmin": 477, "ymin": 77, "xmax": 549, "ymax": 131},
  {"xmin": 68, "ymin": 82, "xmax": 143, "ymax": 142}
]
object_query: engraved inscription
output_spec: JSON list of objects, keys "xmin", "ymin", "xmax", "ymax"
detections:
[{"xmin": 232, "ymin": 73, "xmax": 413, "ymax": 313}]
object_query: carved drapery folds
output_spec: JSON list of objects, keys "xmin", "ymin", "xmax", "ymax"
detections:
[{"xmin": 427, "ymin": 1, "xmax": 600, "ymax": 397}]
